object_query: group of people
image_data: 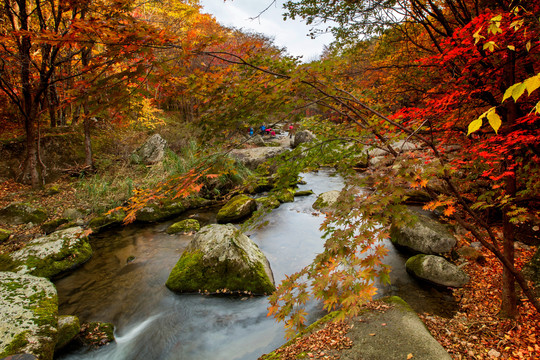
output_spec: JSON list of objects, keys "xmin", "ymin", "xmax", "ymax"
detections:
[{"xmin": 248, "ymin": 123, "xmax": 296, "ymax": 138}]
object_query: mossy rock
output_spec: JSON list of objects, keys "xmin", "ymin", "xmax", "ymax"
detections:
[
  {"xmin": 294, "ymin": 190, "xmax": 314, "ymax": 197},
  {"xmin": 523, "ymin": 247, "xmax": 540, "ymax": 296},
  {"xmin": 41, "ymin": 218, "xmax": 70, "ymax": 235},
  {"xmin": 0, "ymin": 227, "xmax": 92, "ymax": 279},
  {"xmin": 166, "ymin": 224, "xmax": 275, "ymax": 294},
  {"xmin": 88, "ymin": 211, "xmax": 125, "ymax": 233},
  {"xmin": 256, "ymin": 196, "xmax": 281, "ymax": 210},
  {"xmin": 166, "ymin": 219, "xmax": 200, "ymax": 234},
  {"xmin": 0, "ymin": 229, "xmax": 12, "ymax": 243},
  {"xmin": 216, "ymin": 195, "xmax": 257, "ymax": 224},
  {"xmin": 45, "ymin": 185, "xmax": 61, "ymax": 196},
  {"xmin": 249, "ymin": 177, "xmax": 274, "ymax": 194},
  {"xmin": 312, "ymin": 190, "xmax": 340, "ymax": 212},
  {"xmin": 276, "ymin": 189, "xmax": 295, "ymax": 203},
  {"xmin": 55, "ymin": 316, "xmax": 80, "ymax": 351},
  {"xmin": 0, "ymin": 203, "xmax": 48, "ymax": 225},
  {"xmin": 0, "ymin": 272, "xmax": 58, "ymax": 360},
  {"xmin": 403, "ymin": 189, "xmax": 431, "ymax": 204},
  {"xmin": 135, "ymin": 200, "xmax": 186, "ymax": 223}
]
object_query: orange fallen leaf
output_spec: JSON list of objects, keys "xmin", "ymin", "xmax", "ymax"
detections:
[{"xmin": 407, "ymin": 353, "xmax": 414, "ymax": 359}]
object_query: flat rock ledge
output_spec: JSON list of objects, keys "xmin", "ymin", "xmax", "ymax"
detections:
[
  {"xmin": 0, "ymin": 272, "xmax": 58, "ymax": 360},
  {"xmin": 262, "ymin": 296, "xmax": 450, "ymax": 360},
  {"xmin": 406, "ymin": 254, "xmax": 470, "ymax": 288},
  {"xmin": 165, "ymin": 224, "xmax": 275, "ymax": 295},
  {"xmin": 390, "ymin": 211, "xmax": 457, "ymax": 254},
  {"xmin": 0, "ymin": 227, "xmax": 92, "ymax": 279}
]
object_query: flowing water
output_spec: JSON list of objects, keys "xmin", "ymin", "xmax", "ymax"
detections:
[{"xmin": 55, "ymin": 169, "xmax": 457, "ymax": 360}]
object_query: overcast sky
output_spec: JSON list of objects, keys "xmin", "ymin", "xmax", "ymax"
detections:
[{"xmin": 198, "ymin": 0, "xmax": 334, "ymax": 61}]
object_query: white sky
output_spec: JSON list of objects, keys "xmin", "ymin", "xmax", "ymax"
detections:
[{"xmin": 198, "ymin": 0, "xmax": 334, "ymax": 61}]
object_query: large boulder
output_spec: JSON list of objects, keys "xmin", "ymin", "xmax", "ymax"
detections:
[
  {"xmin": 229, "ymin": 147, "xmax": 287, "ymax": 169},
  {"xmin": 131, "ymin": 134, "xmax": 167, "ymax": 165},
  {"xmin": 216, "ymin": 195, "xmax": 257, "ymax": 224},
  {"xmin": 292, "ymin": 130, "xmax": 315, "ymax": 148},
  {"xmin": 262, "ymin": 296, "xmax": 451, "ymax": 360},
  {"xmin": 165, "ymin": 224, "xmax": 275, "ymax": 294},
  {"xmin": 312, "ymin": 190, "xmax": 340, "ymax": 212},
  {"xmin": 0, "ymin": 227, "xmax": 92, "ymax": 279},
  {"xmin": 406, "ymin": 254, "xmax": 469, "ymax": 288},
  {"xmin": 135, "ymin": 201, "xmax": 185, "ymax": 223},
  {"xmin": 0, "ymin": 272, "xmax": 58, "ymax": 360},
  {"xmin": 0, "ymin": 203, "xmax": 47, "ymax": 225},
  {"xmin": 390, "ymin": 212, "xmax": 457, "ymax": 254}
]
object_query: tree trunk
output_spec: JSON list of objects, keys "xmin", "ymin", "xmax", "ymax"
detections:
[{"xmin": 83, "ymin": 115, "xmax": 93, "ymax": 168}]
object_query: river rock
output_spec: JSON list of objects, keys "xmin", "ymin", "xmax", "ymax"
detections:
[
  {"xmin": 275, "ymin": 188, "xmax": 295, "ymax": 203},
  {"xmin": 131, "ymin": 134, "xmax": 167, "ymax": 165},
  {"xmin": 0, "ymin": 203, "xmax": 48, "ymax": 225},
  {"xmin": 229, "ymin": 147, "xmax": 287, "ymax": 169},
  {"xmin": 390, "ymin": 211, "xmax": 456, "ymax": 254},
  {"xmin": 216, "ymin": 195, "xmax": 257, "ymax": 223},
  {"xmin": 294, "ymin": 189, "xmax": 314, "ymax": 197},
  {"xmin": 292, "ymin": 130, "xmax": 315, "ymax": 148},
  {"xmin": 88, "ymin": 211, "xmax": 124, "ymax": 233},
  {"xmin": 0, "ymin": 229, "xmax": 12, "ymax": 243},
  {"xmin": 0, "ymin": 227, "xmax": 92, "ymax": 279},
  {"xmin": 55, "ymin": 315, "xmax": 80, "ymax": 351},
  {"xmin": 262, "ymin": 296, "xmax": 451, "ymax": 360},
  {"xmin": 406, "ymin": 254, "xmax": 469, "ymax": 288},
  {"xmin": 166, "ymin": 219, "xmax": 200, "ymax": 234},
  {"xmin": 166, "ymin": 224, "xmax": 275, "ymax": 294},
  {"xmin": 136, "ymin": 201, "xmax": 185, "ymax": 223},
  {"xmin": 256, "ymin": 196, "xmax": 281, "ymax": 210},
  {"xmin": 41, "ymin": 218, "xmax": 70, "ymax": 235},
  {"xmin": 312, "ymin": 190, "xmax": 340, "ymax": 212},
  {"xmin": 249, "ymin": 135, "xmax": 266, "ymax": 146},
  {"xmin": 0, "ymin": 272, "xmax": 58, "ymax": 360}
]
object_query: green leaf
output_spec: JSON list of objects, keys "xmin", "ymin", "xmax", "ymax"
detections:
[
  {"xmin": 487, "ymin": 110, "xmax": 502, "ymax": 134},
  {"xmin": 467, "ymin": 118, "xmax": 483, "ymax": 135}
]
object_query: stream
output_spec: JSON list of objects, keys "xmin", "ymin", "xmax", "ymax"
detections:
[{"xmin": 55, "ymin": 169, "xmax": 457, "ymax": 360}]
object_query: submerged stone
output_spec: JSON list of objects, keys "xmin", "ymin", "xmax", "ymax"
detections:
[
  {"xmin": 216, "ymin": 195, "xmax": 257, "ymax": 224},
  {"xmin": 0, "ymin": 227, "xmax": 92, "ymax": 279},
  {"xmin": 166, "ymin": 219, "xmax": 200, "ymax": 234},
  {"xmin": 0, "ymin": 272, "xmax": 58, "ymax": 360},
  {"xmin": 166, "ymin": 224, "xmax": 275, "ymax": 294}
]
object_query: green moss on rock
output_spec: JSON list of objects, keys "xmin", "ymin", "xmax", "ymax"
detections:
[
  {"xmin": 41, "ymin": 218, "xmax": 70, "ymax": 235},
  {"xmin": 166, "ymin": 219, "xmax": 200, "ymax": 234},
  {"xmin": 256, "ymin": 196, "xmax": 281, "ymax": 210},
  {"xmin": 0, "ymin": 229, "xmax": 12, "ymax": 243},
  {"xmin": 55, "ymin": 315, "xmax": 80, "ymax": 351},
  {"xmin": 216, "ymin": 195, "xmax": 257, "ymax": 223},
  {"xmin": 135, "ymin": 200, "xmax": 186, "ymax": 222},
  {"xmin": 275, "ymin": 189, "xmax": 295, "ymax": 203},
  {"xmin": 294, "ymin": 190, "xmax": 314, "ymax": 197},
  {"xmin": 0, "ymin": 272, "xmax": 58, "ymax": 360},
  {"xmin": 79, "ymin": 322, "xmax": 115, "ymax": 347},
  {"xmin": 88, "ymin": 211, "xmax": 125, "ymax": 232},
  {"xmin": 0, "ymin": 203, "xmax": 48, "ymax": 225},
  {"xmin": 0, "ymin": 227, "xmax": 93, "ymax": 279}
]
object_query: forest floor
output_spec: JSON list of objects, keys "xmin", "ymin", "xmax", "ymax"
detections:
[{"xmin": 0, "ymin": 176, "xmax": 538, "ymax": 360}]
